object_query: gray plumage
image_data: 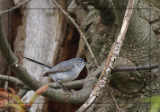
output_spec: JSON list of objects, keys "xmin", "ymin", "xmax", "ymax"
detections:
[{"xmin": 23, "ymin": 57, "xmax": 88, "ymax": 83}]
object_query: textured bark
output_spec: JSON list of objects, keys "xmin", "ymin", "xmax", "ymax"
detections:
[
  {"xmin": 0, "ymin": 0, "xmax": 18, "ymax": 89},
  {"xmin": 69, "ymin": 0, "xmax": 159, "ymax": 111},
  {"xmin": 0, "ymin": 1, "xmax": 9, "ymax": 84}
]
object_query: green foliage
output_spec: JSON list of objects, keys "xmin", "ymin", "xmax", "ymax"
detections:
[{"xmin": 144, "ymin": 96, "xmax": 160, "ymax": 112}]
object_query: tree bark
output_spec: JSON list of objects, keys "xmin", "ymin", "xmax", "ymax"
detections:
[
  {"xmin": 0, "ymin": 0, "xmax": 14, "ymax": 89},
  {"xmin": 70, "ymin": 0, "xmax": 159, "ymax": 111},
  {"xmin": 14, "ymin": 0, "xmax": 67, "ymax": 111}
]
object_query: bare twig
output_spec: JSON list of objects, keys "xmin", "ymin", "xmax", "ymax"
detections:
[
  {"xmin": 77, "ymin": 0, "xmax": 136, "ymax": 111},
  {"xmin": 0, "ymin": 75, "xmax": 29, "ymax": 97},
  {"xmin": 89, "ymin": 63, "xmax": 159, "ymax": 78},
  {"xmin": 110, "ymin": 88, "xmax": 121, "ymax": 112},
  {"xmin": 0, "ymin": 0, "xmax": 31, "ymax": 15},
  {"xmin": 52, "ymin": 0, "xmax": 99, "ymax": 67},
  {"xmin": 112, "ymin": 63, "xmax": 158, "ymax": 72},
  {"xmin": 0, "ymin": 74, "xmax": 24, "ymax": 86},
  {"xmin": 17, "ymin": 88, "xmax": 30, "ymax": 98}
]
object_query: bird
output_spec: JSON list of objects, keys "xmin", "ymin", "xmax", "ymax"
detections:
[{"xmin": 23, "ymin": 57, "xmax": 88, "ymax": 90}]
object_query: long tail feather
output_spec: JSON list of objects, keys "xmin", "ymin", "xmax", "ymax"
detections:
[{"xmin": 23, "ymin": 57, "xmax": 52, "ymax": 69}]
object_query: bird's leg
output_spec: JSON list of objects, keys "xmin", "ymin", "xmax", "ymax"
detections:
[
  {"xmin": 56, "ymin": 80, "xmax": 71, "ymax": 92},
  {"xmin": 59, "ymin": 83, "xmax": 70, "ymax": 91}
]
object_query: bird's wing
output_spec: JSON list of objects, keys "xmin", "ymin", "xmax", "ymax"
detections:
[{"xmin": 43, "ymin": 61, "xmax": 74, "ymax": 77}]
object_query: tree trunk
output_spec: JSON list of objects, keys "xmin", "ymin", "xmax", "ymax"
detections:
[
  {"xmin": 14, "ymin": 0, "xmax": 67, "ymax": 111},
  {"xmin": 72, "ymin": 0, "xmax": 159, "ymax": 111}
]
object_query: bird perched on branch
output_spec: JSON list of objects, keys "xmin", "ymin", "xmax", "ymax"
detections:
[{"xmin": 23, "ymin": 57, "xmax": 88, "ymax": 90}]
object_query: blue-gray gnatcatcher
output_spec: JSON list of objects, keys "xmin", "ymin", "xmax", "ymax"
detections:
[{"xmin": 23, "ymin": 57, "xmax": 88, "ymax": 90}]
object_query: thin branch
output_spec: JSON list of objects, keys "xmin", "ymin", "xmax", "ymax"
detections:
[
  {"xmin": 112, "ymin": 63, "xmax": 158, "ymax": 72},
  {"xmin": 110, "ymin": 88, "xmax": 121, "ymax": 112},
  {"xmin": 89, "ymin": 63, "xmax": 159, "ymax": 78},
  {"xmin": 0, "ymin": 75, "xmax": 24, "ymax": 86},
  {"xmin": 0, "ymin": 0, "xmax": 31, "ymax": 15},
  {"xmin": 52, "ymin": 0, "xmax": 99, "ymax": 67},
  {"xmin": 0, "ymin": 75, "xmax": 29, "ymax": 98},
  {"xmin": 17, "ymin": 88, "xmax": 30, "ymax": 98},
  {"xmin": 77, "ymin": 0, "xmax": 136, "ymax": 111},
  {"xmin": 0, "ymin": 75, "xmax": 29, "ymax": 99}
]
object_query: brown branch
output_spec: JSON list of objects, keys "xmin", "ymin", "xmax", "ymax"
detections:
[
  {"xmin": 0, "ymin": 0, "xmax": 31, "ymax": 15},
  {"xmin": 0, "ymin": 74, "xmax": 86, "ymax": 98},
  {"xmin": 52, "ymin": 0, "xmax": 99, "ymax": 67},
  {"xmin": 0, "ymin": 73, "xmax": 85, "ymax": 89},
  {"xmin": 48, "ymin": 79, "xmax": 85, "ymax": 89},
  {"xmin": 0, "ymin": 75, "xmax": 24, "ymax": 86},
  {"xmin": 0, "ymin": 75, "xmax": 29, "ymax": 98},
  {"xmin": 77, "ymin": 0, "xmax": 136, "ymax": 111}
]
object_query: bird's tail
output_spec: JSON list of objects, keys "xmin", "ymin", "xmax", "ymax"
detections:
[{"xmin": 23, "ymin": 57, "xmax": 52, "ymax": 69}]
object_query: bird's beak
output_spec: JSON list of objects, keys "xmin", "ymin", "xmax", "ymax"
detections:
[{"xmin": 85, "ymin": 62, "xmax": 90, "ymax": 65}]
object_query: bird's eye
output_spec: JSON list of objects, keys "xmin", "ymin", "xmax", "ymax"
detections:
[{"xmin": 81, "ymin": 61, "xmax": 83, "ymax": 63}]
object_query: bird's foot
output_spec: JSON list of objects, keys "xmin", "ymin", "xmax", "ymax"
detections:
[{"xmin": 71, "ymin": 89, "xmax": 77, "ymax": 93}]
